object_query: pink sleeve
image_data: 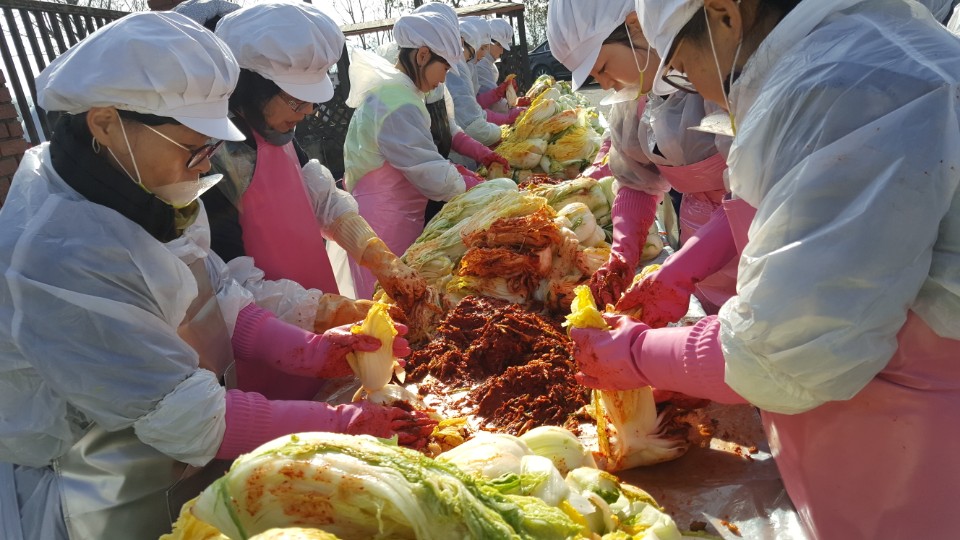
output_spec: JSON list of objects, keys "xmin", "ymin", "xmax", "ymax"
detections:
[
  {"xmin": 455, "ymin": 164, "xmax": 484, "ymax": 190},
  {"xmin": 217, "ymin": 390, "xmax": 348, "ymax": 460},
  {"xmin": 452, "ymin": 132, "xmax": 493, "ymax": 163},
  {"xmin": 486, "ymin": 109, "xmax": 512, "ymax": 125},
  {"xmin": 658, "ymin": 204, "xmax": 738, "ymax": 285},
  {"xmin": 582, "ymin": 138, "xmax": 613, "ymax": 179},
  {"xmin": 635, "ymin": 316, "xmax": 748, "ymax": 404},
  {"xmin": 610, "ymin": 187, "xmax": 659, "ymax": 268},
  {"xmin": 231, "ymin": 304, "xmax": 326, "ymax": 400},
  {"xmin": 476, "ymin": 87, "xmax": 501, "ymax": 109}
]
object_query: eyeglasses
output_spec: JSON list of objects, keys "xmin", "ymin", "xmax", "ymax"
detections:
[
  {"xmin": 141, "ymin": 124, "xmax": 224, "ymax": 169},
  {"xmin": 661, "ymin": 70, "xmax": 698, "ymax": 94},
  {"xmin": 661, "ymin": 37, "xmax": 699, "ymax": 94},
  {"xmin": 279, "ymin": 91, "xmax": 317, "ymax": 115}
]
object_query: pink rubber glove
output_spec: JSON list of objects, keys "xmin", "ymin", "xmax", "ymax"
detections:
[
  {"xmin": 571, "ymin": 314, "xmax": 747, "ymax": 403},
  {"xmin": 616, "ymin": 206, "xmax": 738, "ymax": 328},
  {"xmin": 217, "ymin": 391, "xmax": 438, "ymax": 459},
  {"xmin": 516, "ymin": 96, "xmax": 532, "ymax": 107},
  {"xmin": 582, "ymin": 138, "xmax": 612, "ymax": 179},
  {"xmin": 233, "ymin": 304, "xmax": 411, "ymax": 379},
  {"xmin": 476, "ymin": 78, "xmax": 517, "ymax": 108},
  {"xmin": 456, "ymin": 164, "xmax": 484, "ymax": 190},
  {"xmin": 589, "ymin": 187, "xmax": 659, "ymax": 306},
  {"xmin": 479, "ymin": 151, "xmax": 510, "ymax": 172},
  {"xmin": 487, "ymin": 107, "xmax": 525, "ymax": 125},
  {"xmin": 486, "ymin": 109, "xmax": 511, "ymax": 125},
  {"xmin": 452, "ymin": 132, "xmax": 511, "ymax": 174}
]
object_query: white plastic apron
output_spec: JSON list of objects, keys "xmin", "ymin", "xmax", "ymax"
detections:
[
  {"xmin": 722, "ymin": 197, "xmax": 756, "ymax": 255},
  {"xmin": 658, "ymin": 153, "xmax": 735, "ymax": 311},
  {"xmin": 337, "ymin": 163, "xmax": 428, "ymax": 300},
  {"xmin": 54, "ymin": 260, "xmax": 235, "ymax": 539},
  {"xmin": 724, "ymin": 202, "xmax": 960, "ymax": 539},
  {"xmin": 239, "ymin": 130, "xmax": 339, "ymax": 293}
]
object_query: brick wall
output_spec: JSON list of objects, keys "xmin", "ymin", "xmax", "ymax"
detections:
[{"xmin": 0, "ymin": 68, "xmax": 31, "ymax": 205}]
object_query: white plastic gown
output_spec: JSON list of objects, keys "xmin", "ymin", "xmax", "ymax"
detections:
[
  {"xmin": 476, "ymin": 54, "xmax": 499, "ymax": 93},
  {"xmin": 0, "ymin": 145, "xmax": 324, "ymax": 487},
  {"xmin": 606, "ymin": 92, "xmax": 726, "ymax": 196},
  {"xmin": 342, "ymin": 48, "xmax": 463, "ymax": 200},
  {"xmin": 948, "ymin": 2, "xmax": 960, "ymax": 31},
  {"xmin": 446, "ymin": 60, "xmax": 501, "ymax": 146},
  {"xmin": 719, "ymin": 0, "xmax": 960, "ymax": 414},
  {"xmin": 916, "ymin": 0, "xmax": 958, "ymax": 21}
]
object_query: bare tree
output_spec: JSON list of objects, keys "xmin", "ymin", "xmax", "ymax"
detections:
[
  {"xmin": 49, "ymin": 0, "xmax": 149, "ymax": 11},
  {"xmin": 523, "ymin": 0, "xmax": 548, "ymax": 49}
]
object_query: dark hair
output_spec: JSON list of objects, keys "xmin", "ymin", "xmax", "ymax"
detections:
[
  {"xmin": 52, "ymin": 111, "xmax": 93, "ymax": 147},
  {"xmin": 117, "ymin": 109, "xmax": 180, "ymax": 126},
  {"xmin": 202, "ymin": 15, "xmax": 223, "ymax": 32},
  {"xmin": 229, "ymin": 68, "xmax": 281, "ymax": 126},
  {"xmin": 603, "ymin": 22, "xmax": 642, "ymax": 48},
  {"xmin": 670, "ymin": 0, "xmax": 801, "ymax": 59},
  {"xmin": 397, "ymin": 47, "xmax": 448, "ymax": 88},
  {"xmin": 460, "ymin": 36, "xmax": 477, "ymax": 62}
]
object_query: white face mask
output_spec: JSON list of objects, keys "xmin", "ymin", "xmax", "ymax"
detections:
[
  {"xmin": 150, "ymin": 174, "xmax": 224, "ymax": 209},
  {"xmin": 109, "ymin": 110, "xmax": 223, "ymax": 209}
]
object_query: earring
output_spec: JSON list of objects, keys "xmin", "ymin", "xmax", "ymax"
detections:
[{"xmin": 91, "ymin": 138, "xmax": 101, "ymax": 153}]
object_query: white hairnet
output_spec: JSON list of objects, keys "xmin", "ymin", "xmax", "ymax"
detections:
[
  {"xmin": 216, "ymin": 2, "xmax": 345, "ymax": 104},
  {"xmin": 36, "ymin": 12, "xmax": 242, "ymax": 141},
  {"xmin": 635, "ymin": 0, "xmax": 703, "ymax": 95},
  {"xmin": 172, "ymin": 0, "xmax": 240, "ymax": 28},
  {"xmin": 489, "ymin": 18, "xmax": 514, "ymax": 50},
  {"xmin": 392, "ymin": 10, "xmax": 463, "ymax": 68},
  {"xmin": 414, "ymin": 1, "xmax": 458, "ymax": 25},
  {"xmin": 459, "ymin": 17, "xmax": 484, "ymax": 53},
  {"xmin": 547, "ymin": 0, "xmax": 636, "ymax": 90},
  {"xmin": 466, "ymin": 16, "xmax": 492, "ymax": 44},
  {"xmin": 375, "ymin": 41, "xmax": 400, "ymax": 64}
]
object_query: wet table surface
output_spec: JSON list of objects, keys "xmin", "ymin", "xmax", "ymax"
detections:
[{"xmin": 617, "ymin": 403, "xmax": 809, "ymax": 539}]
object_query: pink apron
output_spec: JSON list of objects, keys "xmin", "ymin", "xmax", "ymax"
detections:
[
  {"xmin": 658, "ymin": 153, "xmax": 734, "ymax": 311},
  {"xmin": 724, "ymin": 199, "xmax": 960, "ymax": 539},
  {"xmin": 348, "ymin": 163, "xmax": 428, "ymax": 299},
  {"xmin": 238, "ymin": 130, "xmax": 338, "ymax": 293}
]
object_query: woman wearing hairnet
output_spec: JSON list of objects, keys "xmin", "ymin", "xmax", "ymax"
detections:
[
  {"xmin": 445, "ymin": 16, "xmax": 515, "ymax": 160},
  {"xmin": 0, "ymin": 14, "xmax": 433, "ymax": 540},
  {"xmin": 476, "ymin": 18, "xmax": 508, "ymax": 95},
  {"xmin": 196, "ymin": 3, "xmax": 428, "ymax": 316},
  {"xmin": 335, "ymin": 10, "xmax": 488, "ymax": 299},
  {"xmin": 548, "ymin": 0, "xmax": 738, "ymax": 323},
  {"xmin": 470, "ymin": 17, "xmax": 527, "ymax": 123},
  {"xmin": 573, "ymin": 0, "xmax": 960, "ymax": 538},
  {"xmin": 476, "ymin": 18, "xmax": 529, "ymax": 113},
  {"xmin": 414, "ymin": 5, "xmax": 511, "ymax": 222}
]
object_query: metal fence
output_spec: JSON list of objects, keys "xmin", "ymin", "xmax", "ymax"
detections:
[
  {"xmin": 0, "ymin": 0, "xmax": 125, "ymax": 143},
  {"xmin": 0, "ymin": 0, "xmax": 530, "ymax": 179}
]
